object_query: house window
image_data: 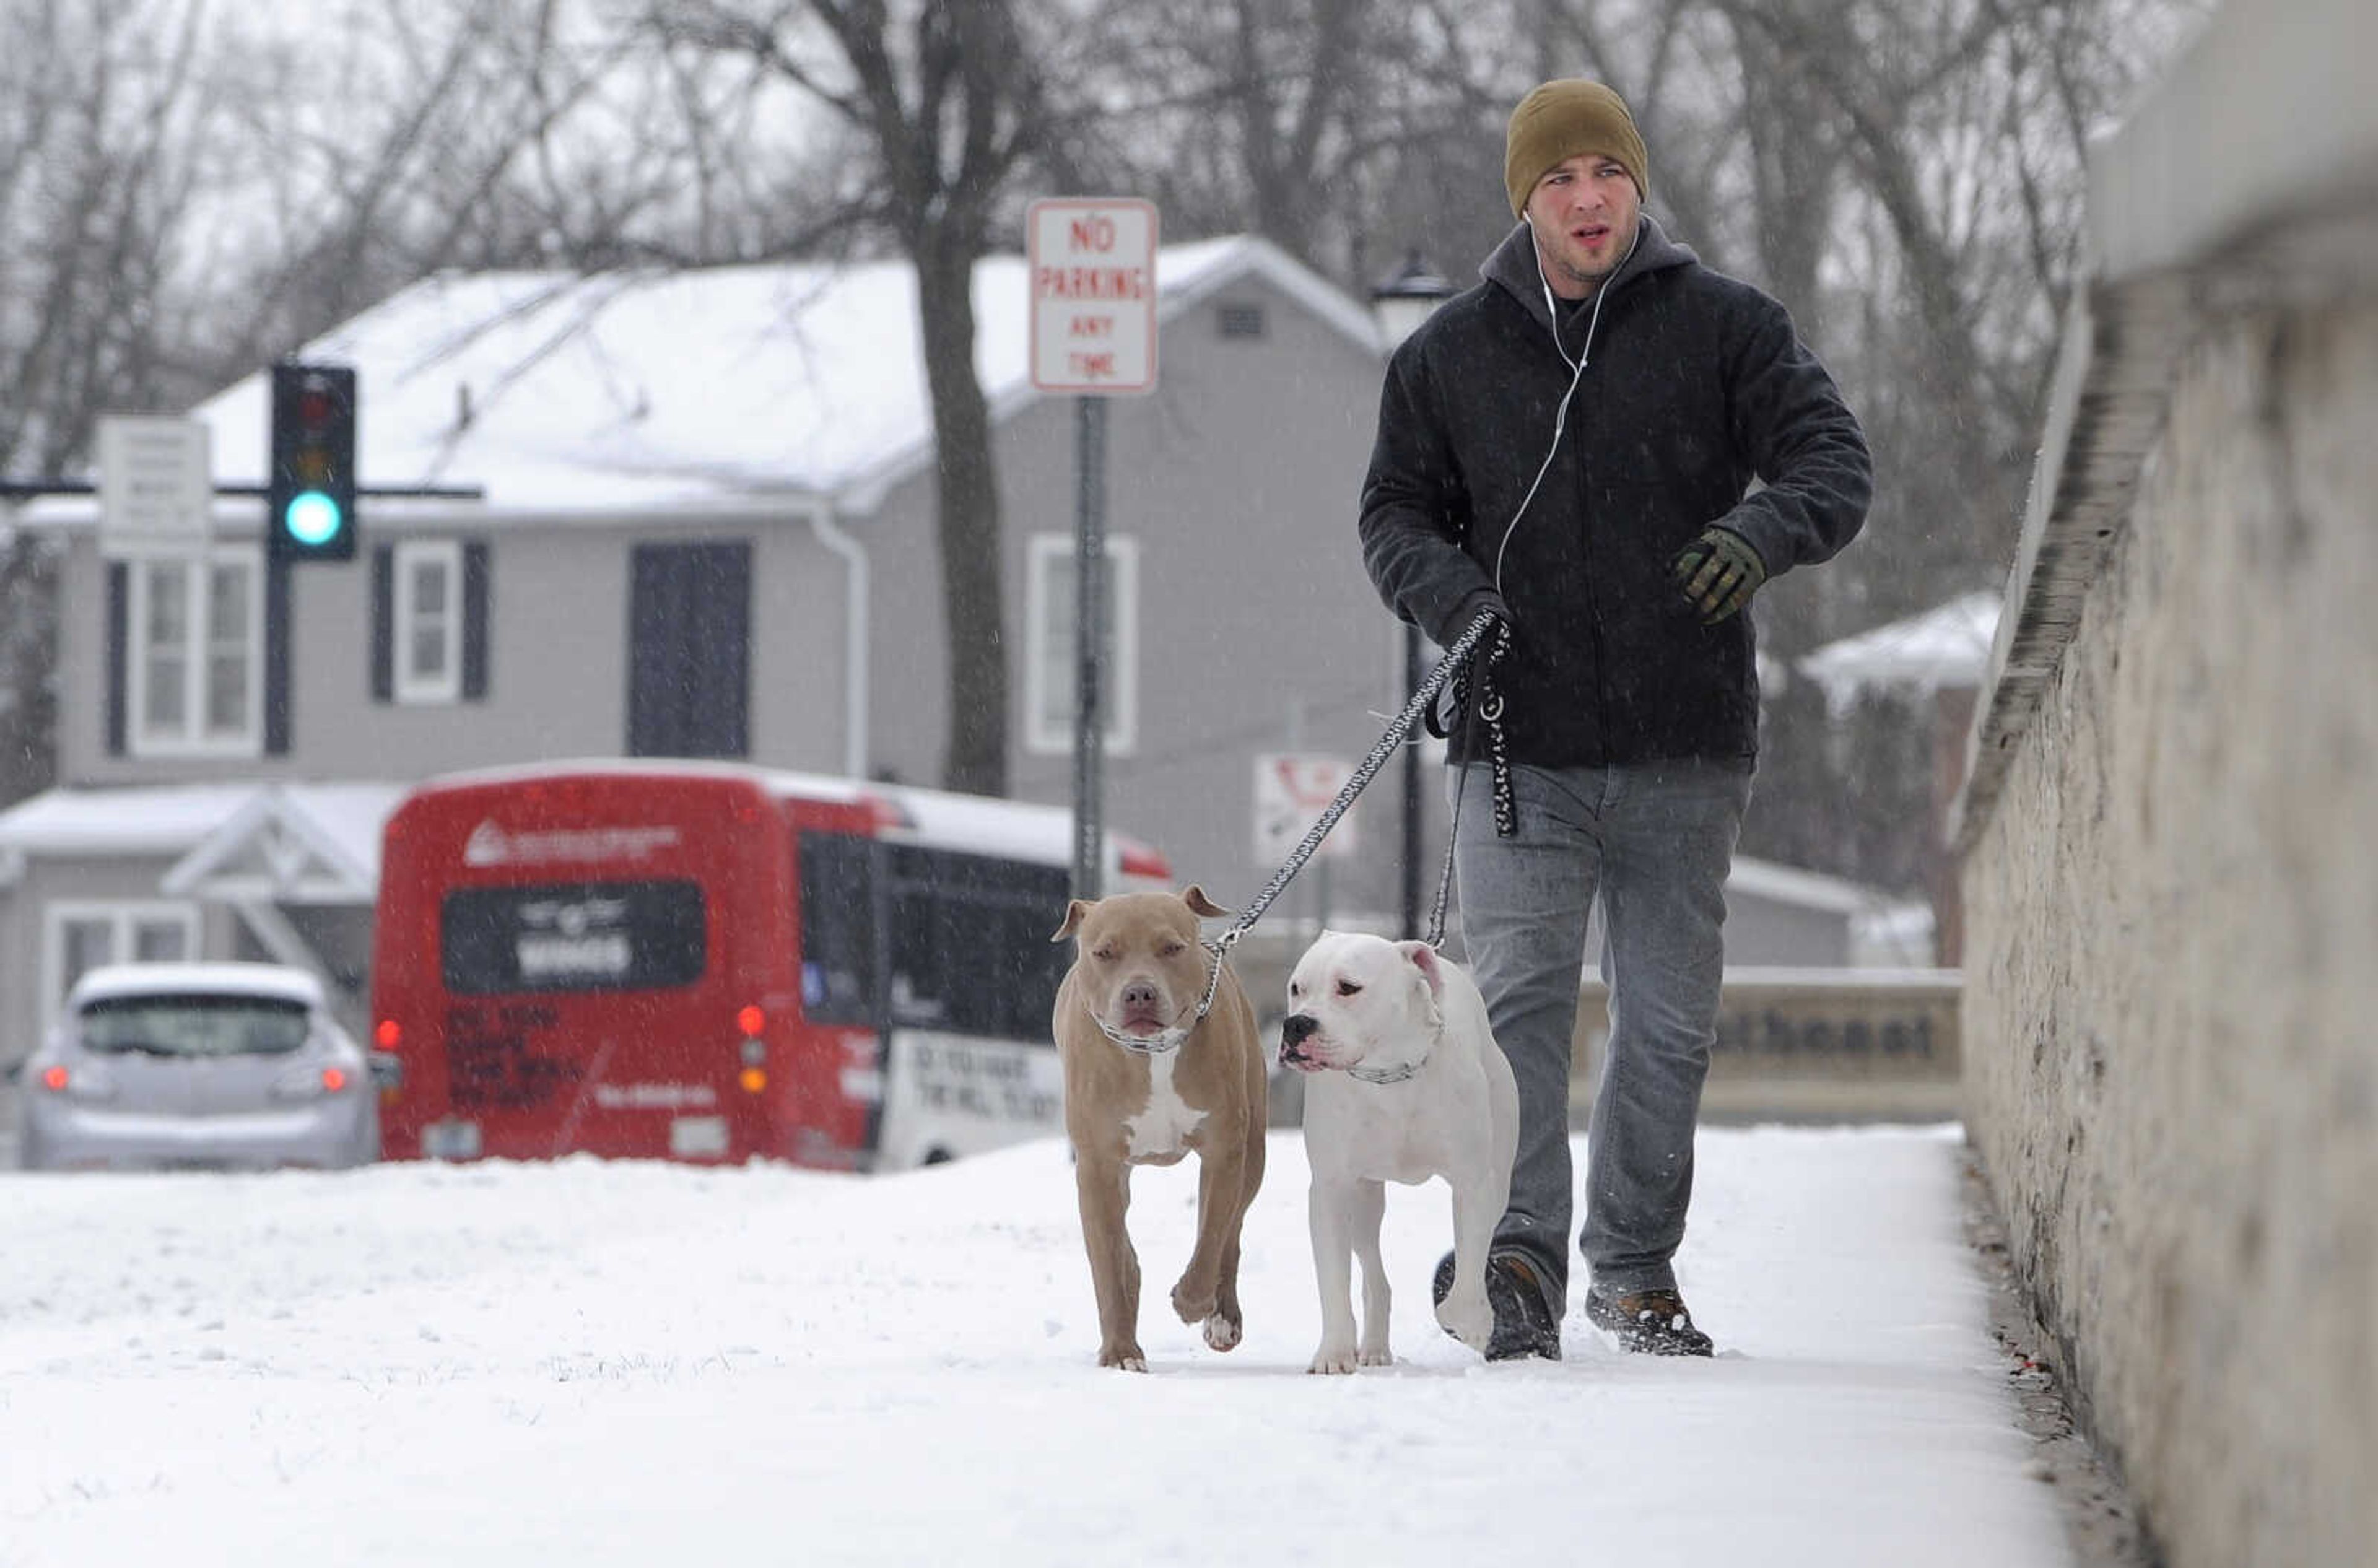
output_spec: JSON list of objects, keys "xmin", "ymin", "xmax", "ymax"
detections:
[
  {"xmin": 129, "ymin": 552, "xmax": 261, "ymax": 756},
  {"xmin": 394, "ymin": 539, "xmax": 463, "ymax": 703},
  {"xmin": 41, "ymin": 901, "xmax": 198, "ymax": 1032},
  {"xmin": 1025, "ymin": 534, "xmax": 1138, "ymax": 756},
  {"xmin": 1216, "ymin": 302, "xmax": 1266, "ymax": 339}
]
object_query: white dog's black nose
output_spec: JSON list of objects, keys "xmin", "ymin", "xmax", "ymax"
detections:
[{"xmin": 1281, "ymin": 1013, "xmax": 1318, "ymax": 1047}]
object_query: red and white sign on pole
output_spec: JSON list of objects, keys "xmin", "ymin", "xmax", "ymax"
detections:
[
  {"xmin": 1028, "ymin": 198, "xmax": 1158, "ymax": 394},
  {"xmin": 1254, "ymin": 753, "xmax": 1359, "ymax": 865}
]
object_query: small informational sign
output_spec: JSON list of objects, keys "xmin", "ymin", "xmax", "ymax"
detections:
[
  {"xmin": 1027, "ymin": 198, "xmax": 1159, "ymax": 394},
  {"xmin": 1254, "ymin": 753, "xmax": 1358, "ymax": 865},
  {"xmin": 1573, "ymin": 972, "xmax": 1965, "ymax": 1124},
  {"xmin": 96, "ymin": 416, "xmax": 211, "ymax": 553}
]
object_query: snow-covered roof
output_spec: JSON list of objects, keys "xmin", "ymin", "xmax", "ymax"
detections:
[
  {"xmin": 18, "ymin": 235, "xmax": 1378, "ymax": 526},
  {"xmin": 159, "ymin": 783, "xmax": 407, "ymax": 903},
  {"xmin": 0, "ymin": 783, "xmax": 262, "ymax": 856},
  {"xmin": 1797, "ymin": 591, "xmax": 2001, "ymax": 713},
  {"xmin": 1725, "ymin": 855, "xmax": 1897, "ymax": 917},
  {"xmin": 0, "ymin": 782, "xmax": 406, "ymax": 905}
]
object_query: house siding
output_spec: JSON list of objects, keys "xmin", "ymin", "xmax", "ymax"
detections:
[
  {"xmin": 55, "ymin": 511, "xmax": 851, "ymax": 785},
  {"xmin": 861, "ymin": 273, "xmax": 1405, "ymax": 919}
]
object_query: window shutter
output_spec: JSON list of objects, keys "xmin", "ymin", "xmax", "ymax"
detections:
[
  {"xmin": 105, "ymin": 562, "xmax": 128, "ymax": 756},
  {"xmin": 264, "ymin": 557, "xmax": 290, "ymax": 756},
  {"xmin": 370, "ymin": 545, "xmax": 393, "ymax": 702},
  {"xmin": 462, "ymin": 541, "xmax": 490, "ymax": 700}
]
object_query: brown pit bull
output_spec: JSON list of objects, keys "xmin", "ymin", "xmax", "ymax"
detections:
[{"xmin": 1051, "ymin": 886, "xmax": 1266, "ymax": 1371}]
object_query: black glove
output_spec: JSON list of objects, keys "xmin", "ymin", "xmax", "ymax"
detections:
[
  {"xmin": 1432, "ymin": 588, "xmax": 1510, "ymax": 648},
  {"xmin": 1673, "ymin": 528, "xmax": 1767, "ymax": 625}
]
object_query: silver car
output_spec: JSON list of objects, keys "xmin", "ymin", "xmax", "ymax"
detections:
[{"xmin": 16, "ymin": 962, "xmax": 379, "ymax": 1172}]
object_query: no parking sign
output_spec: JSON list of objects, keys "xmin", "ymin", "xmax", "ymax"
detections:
[{"xmin": 1253, "ymin": 754, "xmax": 1358, "ymax": 865}]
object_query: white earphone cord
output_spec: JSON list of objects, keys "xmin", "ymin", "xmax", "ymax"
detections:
[{"xmin": 1491, "ymin": 221, "xmax": 1640, "ymax": 595}]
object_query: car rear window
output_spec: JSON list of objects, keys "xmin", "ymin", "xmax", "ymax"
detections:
[{"xmin": 77, "ymin": 994, "xmax": 313, "ymax": 1058}]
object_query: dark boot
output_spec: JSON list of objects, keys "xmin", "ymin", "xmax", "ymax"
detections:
[
  {"xmin": 1585, "ymin": 1286, "xmax": 1714, "ymax": 1356},
  {"xmin": 1432, "ymin": 1249, "xmax": 1562, "ymax": 1361}
]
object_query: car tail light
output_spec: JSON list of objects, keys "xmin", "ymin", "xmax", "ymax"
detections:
[
  {"xmin": 40, "ymin": 1061, "xmax": 117, "ymax": 1102},
  {"xmin": 1117, "ymin": 838, "xmax": 1173, "ymax": 882},
  {"xmin": 271, "ymin": 1062, "xmax": 346, "ymax": 1101}
]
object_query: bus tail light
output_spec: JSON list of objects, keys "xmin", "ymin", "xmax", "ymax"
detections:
[
  {"xmin": 736, "ymin": 1004, "xmax": 764, "ymax": 1037},
  {"xmin": 375, "ymin": 1019, "xmax": 402, "ymax": 1049},
  {"xmin": 739, "ymin": 1066, "xmax": 768, "ymax": 1094}
]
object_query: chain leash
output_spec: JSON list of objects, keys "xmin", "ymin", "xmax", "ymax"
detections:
[{"xmin": 1186, "ymin": 609, "xmax": 1508, "ymax": 1021}]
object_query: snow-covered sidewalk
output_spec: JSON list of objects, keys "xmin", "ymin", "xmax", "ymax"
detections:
[{"xmin": 0, "ymin": 1125, "xmax": 2067, "ymax": 1567}]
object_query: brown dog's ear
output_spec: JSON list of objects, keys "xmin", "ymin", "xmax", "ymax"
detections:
[
  {"xmin": 1052, "ymin": 899, "xmax": 1095, "ymax": 941},
  {"xmin": 1397, "ymin": 940, "xmax": 1447, "ymax": 999},
  {"xmin": 1180, "ymin": 884, "xmax": 1232, "ymax": 920}
]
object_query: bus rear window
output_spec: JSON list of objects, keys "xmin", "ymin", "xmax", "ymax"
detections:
[
  {"xmin": 440, "ymin": 881, "xmax": 707, "ymax": 996},
  {"xmin": 798, "ymin": 833, "xmax": 876, "ymax": 1024},
  {"xmin": 795, "ymin": 832, "xmax": 1072, "ymax": 1039}
]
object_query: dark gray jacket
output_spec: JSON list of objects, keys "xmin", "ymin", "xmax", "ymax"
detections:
[{"xmin": 1359, "ymin": 216, "xmax": 1871, "ymax": 767}]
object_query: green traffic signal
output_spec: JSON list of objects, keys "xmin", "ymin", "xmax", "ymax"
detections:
[
  {"xmin": 283, "ymin": 490, "xmax": 344, "ymax": 547},
  {"xmin": 268, "ymin": 362, "xmax": 357, "ymax": 562}
]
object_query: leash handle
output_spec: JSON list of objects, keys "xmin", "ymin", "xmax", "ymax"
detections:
[{"xmin": 1211, "ymin": 609, "xmax": 1502, "ymax": 955}]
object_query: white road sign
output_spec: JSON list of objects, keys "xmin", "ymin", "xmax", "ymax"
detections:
[
  {"xmin": 1028, "ymin": 198, "xmax": 1158, "ymax": 394},
  {"xmin": 1254, "ymin": 752, "xmax": 1359, "ymax": 865},
  {"xmin": 97, "ymin": 416, "xmax": 211, "ymax": 552}
]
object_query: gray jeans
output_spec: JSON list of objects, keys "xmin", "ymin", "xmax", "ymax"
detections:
[{"xmin": 1450, "ymin": 758, "xmax": 1751, "ymax": 1310}]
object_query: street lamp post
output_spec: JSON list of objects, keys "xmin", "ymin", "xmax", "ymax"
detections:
[{"xmin": 1369, "ymin": 250, "xmax": 1456, "ymax": 941}]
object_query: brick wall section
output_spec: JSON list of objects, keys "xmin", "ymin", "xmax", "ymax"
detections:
[{"xmin": 1963, "ymin": 298, "xmax": 2377, "ymax": 1567}]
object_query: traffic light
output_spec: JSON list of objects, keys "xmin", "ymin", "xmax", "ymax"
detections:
[{"xmin": 268, "ymin": 362, "xmax": 357, "ymax": 562}]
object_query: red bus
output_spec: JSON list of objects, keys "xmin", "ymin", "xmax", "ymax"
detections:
[{"xmin": 369, "ymin": 760, "xmax": 1170, "ymax": 1169}]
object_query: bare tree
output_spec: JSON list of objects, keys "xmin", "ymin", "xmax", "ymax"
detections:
[
  {"xmin": 0, "ymin": 0, "xmax": 253, "ymax": 805},
  {"xmin": 637, "ymin": 0, "xmax": 1071, "ymax": 797}
]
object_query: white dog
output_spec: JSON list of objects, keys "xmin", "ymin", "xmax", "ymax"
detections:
[{"xmin": 1279, "ymin": 930, "xmax": 1520, "ymax": 1374}]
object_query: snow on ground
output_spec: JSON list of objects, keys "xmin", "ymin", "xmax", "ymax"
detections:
[{"xmin": 0, "ymin": 1126, "xmax": 2068, "ymax": 1567}]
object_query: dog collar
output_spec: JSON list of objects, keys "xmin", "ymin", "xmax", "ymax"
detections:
[
  {"xmin": 1096, "ymin": 1015, "xmax": 1189, "ymax": 1056},
  {"xmin": 1094, "ymin": 946, "xmax": 1224, "ymax": 1057},
  {"xmin": 1347, "ymin": 1009, "xmax": 1442, "ymax": 1085}
]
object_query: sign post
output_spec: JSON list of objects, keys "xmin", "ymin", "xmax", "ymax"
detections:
[{"xmin": 1029, "ymin": 198, "xmax": 1158, "ymax": 903}]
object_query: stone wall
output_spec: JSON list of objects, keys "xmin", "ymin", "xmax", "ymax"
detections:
[
  {"xmin": 1962, "ymin": 291, "xmax": 2377, "ymax": 1566},
  {"xmin": 1951, "ymin": 6, "xmax": 2378, "ymax": 1560}
]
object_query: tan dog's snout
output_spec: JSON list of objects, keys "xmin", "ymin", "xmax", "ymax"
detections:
[{"xmin": 1117, "ymin": 975, "xmax": 1174, "ymax": 1031}]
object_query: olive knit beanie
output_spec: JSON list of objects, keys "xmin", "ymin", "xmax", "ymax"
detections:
[{"xmin": 1504, "ymin": 79, "xmax": 1649, "ymax": 217}]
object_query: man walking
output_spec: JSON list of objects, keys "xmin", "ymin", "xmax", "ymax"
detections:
[{"xmin": 1359, "ymin": 79, "xmax": 1871, "ymax": 1357}]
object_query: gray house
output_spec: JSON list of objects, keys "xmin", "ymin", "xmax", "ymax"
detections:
[
  {"xmin": 0, "ymin": 238, "xmax": 1417, "ymax": 1057},
  {"xmin": 0, "ymin": 235, "xmax": 1916, "ymax": 1087}
]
